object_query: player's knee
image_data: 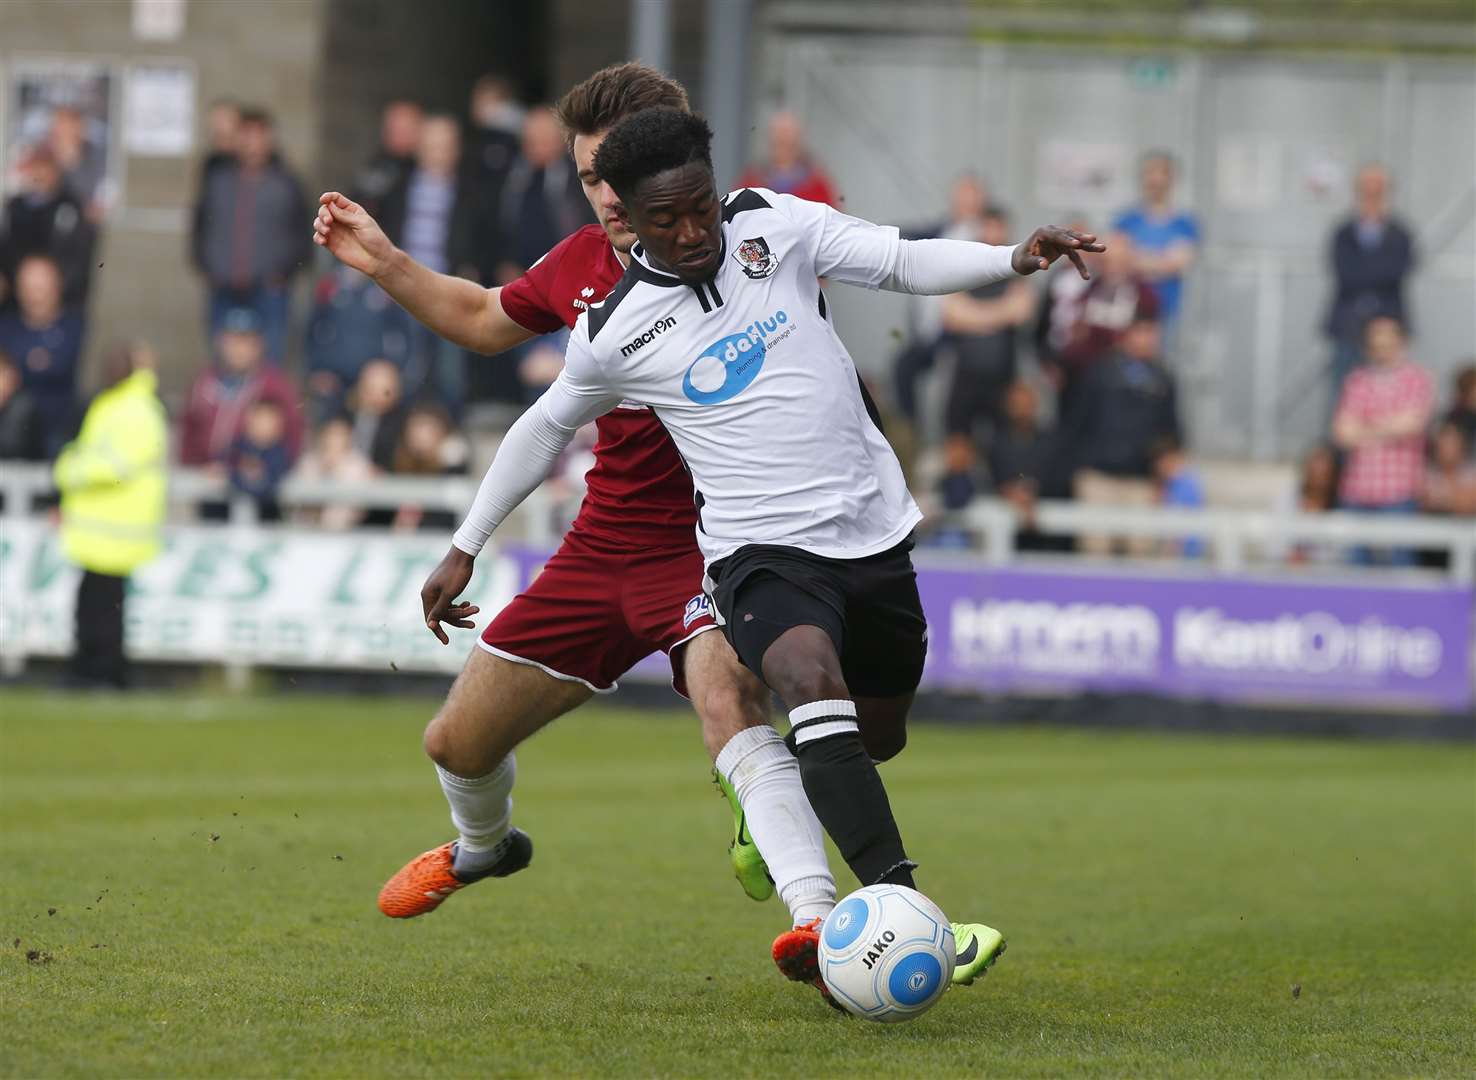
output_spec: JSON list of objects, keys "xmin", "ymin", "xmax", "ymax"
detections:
[
  {"xmin": 863, "ymin": 725, "xmax": 907, "ymax": 762},
  {"xmin": 422, "ymin": 717, "xmax": 455, "ymax": 770},
  {"xmin": 774, "ymin": 667, "xmax": 849, "ymax": 711},
  {"xmin": 422, "ymin": 714, "xmax": 494, "ymax": 777}
]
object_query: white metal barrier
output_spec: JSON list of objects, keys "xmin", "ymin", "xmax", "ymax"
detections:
[{"xmin": 4, "ymin": 462, "xmax": 1471, "ymax": 583}]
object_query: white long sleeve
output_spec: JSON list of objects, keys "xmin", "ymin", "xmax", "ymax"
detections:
[
  {"xmin": 452, "ymin": 334, "xmax": 622, "ymax": 555},
  {"xmin": 766, "ymin": 190, "xmax": 1019, "ymax": 295},
  {"xmin": 882, "ymin": 236, "xmax": 1019, "ymax": 295}
]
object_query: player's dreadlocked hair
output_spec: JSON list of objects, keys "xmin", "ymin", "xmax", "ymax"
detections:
[
  {"xmin": 555, "ymin": 63, "xmax": 690, "ymax": 150},
  {"xmin": 593, "ymin": 107, "xmax": 714, "ymax": 200}
]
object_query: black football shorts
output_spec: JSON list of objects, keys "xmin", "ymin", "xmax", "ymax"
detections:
[{"xmin": 704, "ymin": 534, "xmax": 928, "ymax": 699}]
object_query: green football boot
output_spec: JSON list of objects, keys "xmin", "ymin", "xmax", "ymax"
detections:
[
  {"xmin": 712, "ymin": 768, "xmax": 774, "ymax": 901},
  {"xmin": 951, "ymin": 923, "xmax": 1007, "ymax": 986}
]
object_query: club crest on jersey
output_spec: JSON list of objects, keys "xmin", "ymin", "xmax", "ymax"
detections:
[
  {"xmin": 682, "ymin": 594, "xmax": 714, "ymax": 629},
  {"xmin": 682, "ymin": 309, "xmax": 788, "ymax": 405},
  {"xmin": 733, "ymin": 236, "xmax": 779, "ymax": 279}
]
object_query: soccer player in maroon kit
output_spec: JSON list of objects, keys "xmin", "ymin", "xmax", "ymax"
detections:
[{"xmin": 314, "ymin": 65, "xmax": 882, "ymax": 1005}]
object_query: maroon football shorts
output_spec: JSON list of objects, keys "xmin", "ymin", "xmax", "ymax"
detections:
[{"xmin": 480, "ymin": 530, "xmax": 718, "ymax": 697}]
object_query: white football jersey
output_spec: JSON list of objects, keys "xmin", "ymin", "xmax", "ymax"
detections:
[{"xmin": 545, "ymin": 188, "xmax": 922, "ymax": 565}]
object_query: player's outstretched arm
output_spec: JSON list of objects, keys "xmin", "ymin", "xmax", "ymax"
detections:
[
  {"xmin": 312, "ymin": 191, "xmax": 535, "ymax": 356},
  {"xmin": 1012, "ymin": 226, "xmax": 1104, "ymax": 278}
]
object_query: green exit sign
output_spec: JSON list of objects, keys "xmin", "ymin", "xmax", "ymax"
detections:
[{"xmin": 1128, "ymin": 58, "xmax": 1177, "ymax": 90}]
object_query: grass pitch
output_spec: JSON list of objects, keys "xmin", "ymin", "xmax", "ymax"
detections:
[{"xmin": 2, "ymin": 687, "xmax": 1473, "ymax": 1078}]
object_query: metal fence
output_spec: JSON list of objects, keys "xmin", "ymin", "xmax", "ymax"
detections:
[
  {"xmin": 4, "ymin": 463, "xmax": 1472, "ymax": 583},
  {"xmin": 750, "ymin": 15, "xmax": 1476, "ymax": 460}
]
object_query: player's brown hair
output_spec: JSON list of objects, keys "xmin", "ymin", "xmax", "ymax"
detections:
[{"xmin": 555, "ymin": 62, "xmax": 689, "ymax": 149}]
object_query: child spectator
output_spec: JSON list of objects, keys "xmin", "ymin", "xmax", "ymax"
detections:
[
  {"xmin": 0, "ymin": 254, "xmax": 85, "ymax": 457},
  {"xmin": 179, "ymin": 307, "xmax": 304, "ymax": 470},
  {"xmin": 1422, "ymin": 422, "xmax": 1476, "ymax": 518},
  {"xmin": 985, "ymin": 380, "xmax": 1070, "ymax": 552},
  {"xmin": 1150, "ymin": 435, "xmax": 1206, "ymax": 558},
  {"xmin": 1443, "ymin": 363, "xmax": 1476, "ymax": 458},
  {"xmin": 388, "ymin": 403, "xmax": 469, "ymax": 531},
  {"xmin": 289, "ymin": 415, "xmax": 377, "ymax": 530},
  {"xmin": 228, "ymin": 399, "xmax": 293, "ymax": 521},
  {"xmin": 1276, "ymin": 444, "xmax": 1344, "ymax": 567}
]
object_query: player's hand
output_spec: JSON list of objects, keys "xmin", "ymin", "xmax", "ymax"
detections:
[
  {"xmin": 421, "ymin": 546, "xmax": 480, "ymax": 645},
  {"xmin": 1012, "ymin": 227, "xmax": 1104, "ymax": 279},
  {"xmin": 312, "ymin": 191, "xmax": 395, "ymax": 280}
]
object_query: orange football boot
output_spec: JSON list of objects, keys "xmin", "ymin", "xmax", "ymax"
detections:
[
  {"xmin": 377, "ymin": 831, "xmax": 532, "ymax": 919},
  {"xmin": 772, "ymin": 916, "xmax": 844, "ymax": 1011}
]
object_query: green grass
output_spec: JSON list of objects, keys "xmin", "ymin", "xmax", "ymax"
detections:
[{"xmin": 2, "ymin": 689, "xmax": 1473, "ymax": 1078}]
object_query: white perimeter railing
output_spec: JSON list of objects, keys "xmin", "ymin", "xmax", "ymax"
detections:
[{"xmin": 3, "ymin": 462, "xmax": 1473, "ymax": 585}]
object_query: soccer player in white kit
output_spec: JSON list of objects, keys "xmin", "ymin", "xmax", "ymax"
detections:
[{"xmin": 440, "ymin": 107, "xmax": 1101, "ymax": 977}]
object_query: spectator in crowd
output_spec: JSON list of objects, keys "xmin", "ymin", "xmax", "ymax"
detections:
[
  {"xmin": 1275, "ymin": 443, "xmax": 1343, "ymax": 567},
  {"xmin": 465, "ymin": 73, "xmax": 525, "ymax": 284},
  {"xmin": 468, "ymin": 74, "xmax": 524, "ymax": 185},
  {"xmin": 1323, "ymin": 164, "xmax": 1416, "ymax": 421},
  {"xmin": 937, "ymin": 207, "xmax": 1036, "ymax": 508},
  {"xmin": 0, "ymin": 145, "xmax": 98, "ymax": 311},
  {"xmin": 191, "ymin": 108, "xmax": 310, "ymax": 365},
  {"xmin": 1442, "ymin": 363, "xmax": 1476, "ymax": 457},
  {"xmin": 1112, "ymin": 151, "xmax": 1199, "ymax": 328},
  {"xmin": 47, "ymin": 106, "xmax": 108, "ymax": 217},
  {"xmin": 289, "ymin": 415, "xmax": 376, "ymax": 530},
  {"xmin": 495, "ymin": 106, "xmax": 591, "ymax": 282},
  {"xmin": 179, "ymin": 308, "xmax": 304, "ymax": 471},
  {"xmin": 200, "ymin": 99, "xmax": 242, "ymax": 178},
  {"xmin": 0, "ymin": 254, "xmax": 86, "ymax": 457},
  {"xmin": 736, "ymin": 110, "xmax": 839, "ymax": 207},
  {"xmin": 53, "ymin": 342, "xmax": 166, "ymax": 689},
  {"xmin": 388, "ymin": 402, "xmax": 470, "ymax": 531},
  {"xmin": 892, "ymin": 173, "xmax": 994, "ymax": 434},
  {"xmin": 227, "ymin": 399, "xmax": 293, "ymax": 522},
  {"xmin": 1150, "ymin": 434, "xmax": 1206, "ymax": 558},
  {"xmin": 352, "ymin": 99, "xmax": 424, "ymax": 219},
  {"xmin": 304, "ymin": 263, "xmax": 417, "ymax": 422},
  {"xmin": 1332, "ymin": 315, "xmax": 1433, "ymax": 565},
  {"xmin": 1033, "ymin": 213, "xmax": 1095, "ymax": 379},
  {"xmin": 985, "ymin": 380, "xmax": 1070, "ymax": 552},
  {"xmin": 0, "ymin": 347, "xmax": 45, "ymax": 463},
  {"xmin": 379, "ymin": 113, "xmax": 479, "ymax": 409},
  {"xmin": 1053, "ymin": 231, "xmax": 1158, "ymax": 415},
  {"xmin": 346, "ymin": 358, "xmax": 408, "ymax": 471},
  {"xmin": 1064, "ymin": 313, "xmax": 1181, "ymax": 556},
  {"xmin": 1422, "ymin": 422, "xmax": 1476, "ymax": 518}
]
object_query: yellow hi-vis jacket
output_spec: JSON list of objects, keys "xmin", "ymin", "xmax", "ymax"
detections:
[{"xmin": 53, "ymin": 369, "xmax": 168, "ymax": 577}]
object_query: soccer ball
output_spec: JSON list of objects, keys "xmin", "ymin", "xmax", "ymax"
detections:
[{"xmin": 817, "ymin": 884, "xmax": 956, "ymax": 1022}]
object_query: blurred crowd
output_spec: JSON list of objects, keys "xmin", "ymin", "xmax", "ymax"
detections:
[
  {"xmin": 1, "ymin": 79, "xmax": 1472, "ymax": 557},
  {"xmin": 881, "ymin": 151, "xmax": 1475, "ymax": 562}
]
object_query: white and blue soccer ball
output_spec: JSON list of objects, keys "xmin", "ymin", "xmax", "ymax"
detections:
[{"xmin": 817, "ymin": 884, "xmax": 956, "ymax": 1022}]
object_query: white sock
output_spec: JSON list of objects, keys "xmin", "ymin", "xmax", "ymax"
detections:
[
  {"xmin": 436, "ymin": 754, "xmax": 514, "ymax": 854},
  {"xmin": 716, "ymin": 726, "xmax": 836, "ymax": 927}
]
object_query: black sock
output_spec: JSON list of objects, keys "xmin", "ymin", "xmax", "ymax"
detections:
[{"xmin": 788, "ymin": 702, "xmax": 917, "ymax": 887}]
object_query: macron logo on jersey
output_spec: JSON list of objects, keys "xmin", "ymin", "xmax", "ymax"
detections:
[
  {"xmin": 620, "ymin": 316, "xmax": 678, "ymax": 357},
  {"xmin": 682, "ymin": 309, "xmax": 790, "ymax": 405}
]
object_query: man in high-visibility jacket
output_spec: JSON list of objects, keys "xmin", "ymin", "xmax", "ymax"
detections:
[{"xmin": 53, "ymin": 343, "xmax": 167, "ymax": 688}]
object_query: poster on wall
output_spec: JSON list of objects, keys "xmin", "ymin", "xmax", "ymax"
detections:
[
  {"xmin": 123, "ymin": 63, "xmax": 195, "ymax": 157},
  {"xmin": 1035, "ymin": 139, "xmax": 1131, "ymax": 211},
  {"xmin": 4, "ymin": 57, "xmax": 118, "ymax": 213}
]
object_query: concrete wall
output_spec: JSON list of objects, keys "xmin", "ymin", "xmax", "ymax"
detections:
[
  {"xmin": 1, "ymin": 0, "xmax": 327, "ymax": 401},
  {"xmin": 1, "ymin": 0, "xmax": 551, "ymax": 405}
]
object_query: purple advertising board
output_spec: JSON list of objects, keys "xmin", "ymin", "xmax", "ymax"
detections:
[
  {"xmin": 915, "ymin": 561, "xmax": 1473, "ymax": 712},
  {"xmin": 506, "ymin": 548, "xmax": 1473, "ymax": 712}
]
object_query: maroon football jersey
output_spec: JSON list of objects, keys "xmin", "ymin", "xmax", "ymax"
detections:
[{"xmin": 500, "ymin": 225, "xmax": 698, "ymax": 549}]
